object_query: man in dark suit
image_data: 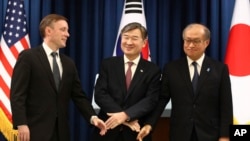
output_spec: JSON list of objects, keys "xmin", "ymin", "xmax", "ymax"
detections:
[
  {"xmin": 91, "ymin": 22, "xmax": 161, "ymax": 141},
  {"xmin": 137, "ymin": 23, "xmax": 233, "ymax": 141},
  {"xmin": 10, "ymin": 14, "xmax": 106, "ymax": 141}
]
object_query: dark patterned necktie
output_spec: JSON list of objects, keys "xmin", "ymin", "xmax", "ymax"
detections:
[
  {"xmin": 126, "ymin": 62, "xmax": 133, "ymax": 90},
  {"xmin": 51, "ymin": 52, "xmax": 60, "ymax": 91},
  {"xmin": 192, "ymin": 62, "xmax": 199, "ymax": 94}
]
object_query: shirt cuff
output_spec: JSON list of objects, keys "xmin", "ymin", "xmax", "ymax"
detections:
[{"xmin": 90, "ymin": 115, "xmax": 98, "ymax": 125}]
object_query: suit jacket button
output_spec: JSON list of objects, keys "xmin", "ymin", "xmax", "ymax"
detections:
[{"xmin": 193, "ymin": 104, "xmax": 196, "ymax": 108}]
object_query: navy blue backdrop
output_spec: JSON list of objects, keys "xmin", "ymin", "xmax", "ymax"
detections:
[{"xmin": 0, "ymin": 0, "xmax": 235, "ymax": 140}]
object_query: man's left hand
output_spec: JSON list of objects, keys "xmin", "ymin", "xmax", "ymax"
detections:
[
  {"xmin": 91, "ymin": 116, "xmax": 107, "ymax": 136},
  {"xmin": 105, "ymin": 112, "xmax": 128, "ymax": 129}
]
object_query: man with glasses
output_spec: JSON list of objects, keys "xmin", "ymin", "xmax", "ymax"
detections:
[{"xmin": 137, "ymin": 23, "xmax": 233, "ymax": 141}]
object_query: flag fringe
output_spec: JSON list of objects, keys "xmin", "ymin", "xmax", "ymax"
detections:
[
  {"xmin": 0, "ymin": 108, "xmax": 18, "ymax": 141},
  {"xmin": 233, "ymin": 116, "xmax": 250, "ymax": 125}
]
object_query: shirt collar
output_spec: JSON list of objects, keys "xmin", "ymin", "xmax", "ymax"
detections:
[
  {"xmin": 42, "ymin": 42, "xmax": 59, "ymax": 57},
  {"xmin": 187, "ymin": 53, "xmax": 205, "ymax": 67},
  {"xmin": 123, "ymin": 55, "xmax": 140, "ymax": 65}
]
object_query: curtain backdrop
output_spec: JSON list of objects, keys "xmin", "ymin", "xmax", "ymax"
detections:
[{"xmin": 0, "ymin": 0, "xmax": 235, "ymax": 140}]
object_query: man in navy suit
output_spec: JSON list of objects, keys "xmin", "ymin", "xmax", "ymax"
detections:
[
  {"xmin": 137, "ymin": 23, "xmax": 233, "ymax": 141},
  {"xmin": 10, "ymin": 14, "xmax": 106, "ymax": 141},
  {"xmin": 91, "ymin": 22, "xmax": 161, "ymax": 141}
]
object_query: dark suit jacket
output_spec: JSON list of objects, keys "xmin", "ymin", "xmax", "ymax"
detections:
[
  {"xmin": 145, "ymin": 56, "xmax": 233, "ymax": 141},
  {"xmin": 92, "ymin": 56, "xmax": 161, "ymax": 141},
  {"xmin": 10, "ymin": 45, "xmax": 96, "ymax": 141}
]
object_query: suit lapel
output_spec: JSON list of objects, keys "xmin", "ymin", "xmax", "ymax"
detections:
[
  {"xmin": 195, "ymin": 56, "xmax": 211, "ymax": 98},
  {"xmin": 178, "ymin": 58, "xmax": 194, "ymax": 97},
  {"xmin": 59, "ymin": 54, "xmax": 67, "ymax": 92},
  {"xmin": 116, "ymin": 57, "xmax": 127, "ymax": 97}
]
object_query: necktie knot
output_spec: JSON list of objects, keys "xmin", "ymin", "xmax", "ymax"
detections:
[
  {"xmin": 128, "ymin": 62, "xmax": 134, "ymax": 68},
  {"xmin": 192, "ymin": 61, "xmax": 197, "ymax": 66},
  {"xmin": 51, "ymin": 52, "xmax": 58, "ymax": 57}
]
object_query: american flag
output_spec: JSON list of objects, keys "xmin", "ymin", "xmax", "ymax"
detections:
[{"xmin": 0, "ymin": 0, "xmax": 30, "ymax": 140}]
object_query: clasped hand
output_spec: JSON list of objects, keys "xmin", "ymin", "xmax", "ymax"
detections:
[
  {"xmin": 105, "ymin": 112, "xmax": 140, "ymax": 132},
  {"xmin": 100, "ymin": 112, "xmax": 153, "ymax": 141}
]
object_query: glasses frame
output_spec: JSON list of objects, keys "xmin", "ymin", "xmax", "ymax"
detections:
[{"xmin": 183, "ymin": 38, "xmax": 206, "ymax": 46}]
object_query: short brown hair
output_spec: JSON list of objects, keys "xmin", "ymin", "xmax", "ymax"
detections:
[
  {"xmin": 121, "ymin": 22, "xmax": 148, "ymax": 40},
  {"xmin": 39, "ymin": 14, "xmax": 68, "ymax": 38}
]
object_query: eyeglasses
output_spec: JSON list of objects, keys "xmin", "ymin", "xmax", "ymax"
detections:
[{"xmin": 183, "ymin": 39, "xmax": 204, "ymax": 46}]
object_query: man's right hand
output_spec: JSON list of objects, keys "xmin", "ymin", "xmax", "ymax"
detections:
[
  {"xmin": 17, "ymin": 125, "xmax": 30, "ymax": 141},
  {"xmin": 136, "ymin": 124, "xmax": 152, "ymax": 141},
  {"xmin": 123, "ymin": 120, "xmax": 140, "ymax": 132}
]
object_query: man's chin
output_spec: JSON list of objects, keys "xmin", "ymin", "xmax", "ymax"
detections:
[{"xmin": 60, "ymin": 45, "xmax": 66, "ymax": 48}]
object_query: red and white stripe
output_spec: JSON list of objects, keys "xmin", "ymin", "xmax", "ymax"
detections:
[{"xmin": 0, "ymin": 34, "xmax": 30, "ymax": 122}]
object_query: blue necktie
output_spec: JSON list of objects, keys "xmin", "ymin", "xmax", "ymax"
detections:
[
  {"xmin": 192, "ymin": 62, "xmax": 199, "ymax": 94},
  {"xmin": 51, "ymin": 52, "xmax": 60, "ymax": 91}
]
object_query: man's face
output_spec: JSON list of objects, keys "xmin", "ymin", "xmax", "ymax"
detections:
[
  {"xmin": 47, "ymin": 20, "xmax": 70, "ymax": 49},
  {"xmin": 183, "ymin": 27, "xmax": 209, "ymax": 61},
  {"xmin": 121, "ymin": 28, "xmax": 146, "ymax": 60}
]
